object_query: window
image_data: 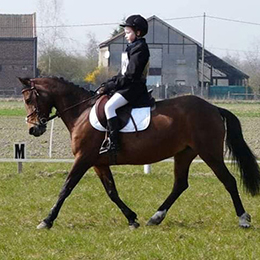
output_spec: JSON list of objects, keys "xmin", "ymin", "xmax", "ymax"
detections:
[
  {"xmin": 147, "ymin": 75, "xmax": 162, "ymax": 86},
  {"xmin": 149, "ymin": 68, "xmax": 161, "ymax": 75},
  {"xmin": 175, "ymin": 80, "xmax": 186, "ymax": 86}
]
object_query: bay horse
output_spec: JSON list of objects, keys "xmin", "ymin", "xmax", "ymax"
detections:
[{"xmin": 19, "ymin": 77, "xmax": 260, "ymax": 230}]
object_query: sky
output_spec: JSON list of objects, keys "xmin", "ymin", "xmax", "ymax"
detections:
[{"xmin": 1, "ymin": 0, "xmax": 260, "ymax": 59}]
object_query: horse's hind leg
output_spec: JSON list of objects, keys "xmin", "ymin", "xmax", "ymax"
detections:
[
  {"xmin": 200, "ymin": 153, "xmax": 250, "ymax": 228},
  {"xmin": 93, "ymin": 165, "xmax": 140, "ymax": 229},
  {"xmin": 147, "ymin": 147, "xmax": 197, "ymax": 226}
]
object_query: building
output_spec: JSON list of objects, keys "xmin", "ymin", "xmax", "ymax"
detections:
[
  {"xmin": 0, "ymin": 13, "xmax": 37, "ymax": 96},
  {"xmin": 99, "ymin": 15, "xmax": 249, "ymax": 99}
]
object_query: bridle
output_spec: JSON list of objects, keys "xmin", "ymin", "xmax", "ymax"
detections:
[
  {"xmin": 22, "ymin": 80, "xmax": 102, "ymax": 126},
  {"xmin": 22, "ymin": 81, "xmax": 52, "ymax": 127}
]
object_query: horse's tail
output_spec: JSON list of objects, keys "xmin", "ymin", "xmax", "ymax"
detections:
[{"xmin": 218, "ymin": 107, "xmax": 260, "ymax": 196}]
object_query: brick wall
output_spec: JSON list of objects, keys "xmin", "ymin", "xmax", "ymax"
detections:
[{"xmin": 0, "ymin": 38, "xmax": 37, "ymax": 96}]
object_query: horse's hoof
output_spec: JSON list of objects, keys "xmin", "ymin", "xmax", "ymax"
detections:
[
  {"xmin": 239, "ymin": 212, "xmax": 251, "ymax": 228},
  {"xmin": 37, "ymin": 220, "xmax": 52, "ymax": 230},
  {"xmin": 129, "ymin": 221, "xmax": 140, "ymax": 230},
  {"xmin": 146, "ymin": 210, "xmax": 167, "ymax": 226}
]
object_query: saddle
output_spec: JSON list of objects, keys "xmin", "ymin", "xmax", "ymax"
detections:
[
  {"xmin": 95, "ymin": 91, "xmax": 155, "ymax": 130},
  {"xmin": 95, "ymin": 95, "xmax": 134, "ymax": 130}
]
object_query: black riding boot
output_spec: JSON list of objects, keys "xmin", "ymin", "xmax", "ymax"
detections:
[{"xmin": 99, "ymin": 117, "xmax": 120, "ymax": 154}]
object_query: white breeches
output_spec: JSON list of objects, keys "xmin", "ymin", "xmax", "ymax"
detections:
[{"xmin": 104, "ymin": 93, "xmax": 128, "ymax": 120}]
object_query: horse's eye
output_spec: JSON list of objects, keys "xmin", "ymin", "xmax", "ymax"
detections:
[{"xmin": 25, "ymin": 98, "xmax": 31, "ymax": 105}]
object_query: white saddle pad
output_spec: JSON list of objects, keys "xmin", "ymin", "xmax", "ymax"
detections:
[{"xmin": 89, "ymin": 104, "xmax": 151, "ymax": 132}]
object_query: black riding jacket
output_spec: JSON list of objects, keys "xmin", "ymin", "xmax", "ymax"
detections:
[{"xmin": 112, "ymin": 38, "xmax": 151, "ymax": 107}]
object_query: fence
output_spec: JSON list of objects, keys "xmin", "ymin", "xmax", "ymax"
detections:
[
  {"xmin": 1, "ymin": 91, "xmax": 260, "ymax": 173},
  {"xmin": 2, "ymin": 115, "xmax": 260, "ymax": 174},
  {"xmin": 148, "ymin": 85, "xmax": 260, "ymax": 100},
  {"xmin": 1, "ymin": 84, "xmax": 259, "ymax": 100}
]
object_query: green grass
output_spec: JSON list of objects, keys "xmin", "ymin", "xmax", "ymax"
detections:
[
  {"xmin": 213, "ymin": 102, "xmax": 260, "ymax": 117},
  {"xmin": 0, "ymin": 100, "xmax": 26, "ymax": 116},
  {"xmin": 0, "ymin": 162, "xmax": 260, "ymax": 259}
]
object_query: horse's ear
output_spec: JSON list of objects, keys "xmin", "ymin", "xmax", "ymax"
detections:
[{"xmin": 18, "ymin": 77, "xmax": 31, "ymax": 86}]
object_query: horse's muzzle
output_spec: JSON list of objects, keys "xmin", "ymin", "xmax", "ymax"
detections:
[{"xmin": 29, "ymin": 124, "xmax": 46, "ymax": 137}]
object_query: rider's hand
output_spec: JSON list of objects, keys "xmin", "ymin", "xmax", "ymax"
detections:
[{"xmin": 100, "ymin": 81, "xmax": 116, "ymax": 94}]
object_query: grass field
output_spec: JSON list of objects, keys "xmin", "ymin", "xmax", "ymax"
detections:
[
  {"xmin": 1, "ymin": 99, "xmax": 260, "ymax": 259},
  {"xmin": 1, "ymin": 162, "xmax": 260, "ymax": 260}
]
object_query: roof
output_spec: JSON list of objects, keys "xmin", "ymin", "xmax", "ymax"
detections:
[
  {"xmin": 200, "ymin": 48, "xmax": 249, "ymax": 79},
  {"xmin": 0, "ymin": 13, "xmax": 36, "ymax": 38},
  {"xmin": 99, "ymin": 15, "xmax": 249, "ymax": 79}
]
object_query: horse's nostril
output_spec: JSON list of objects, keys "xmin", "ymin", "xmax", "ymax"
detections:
[{"xmin": 29, "ymin": 127, "xmax": 35, "ymax": 135}]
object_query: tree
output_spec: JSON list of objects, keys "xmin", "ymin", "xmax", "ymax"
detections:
[
  {"xmin": 243, "ymin": 44, "xmax": 260, "ymax": 94},
  {"xmin": 222, "ymin": 47, "xmax": 260, "ymax": 94},
  {"xmin": 36, "ymin": 5, "xmax": 100, "ymax": 86},
  {"xmin": 37, "ymin": 0, "xmax": 66, "ymax": 54},
  {"xmin": 38, "ymin": 48, "xmax": 87, "ymax": 85},
  {"xmin": 111, "ymin": 27, "xmax": 124, "ymax": 37},
  {"xmin": 111, "ymin": 17, "xmax": 125, "ymax": 37},
  {"xmin": 84, "ymin": 66, "xmax": 117, "ymax": 87},
  {"xmin": 222, "ymin": 52, "xmax": 242, "ymax": 69},
  {"xmin": 84, "ymin": 33, "xmax": 99, "ymax": 74}
]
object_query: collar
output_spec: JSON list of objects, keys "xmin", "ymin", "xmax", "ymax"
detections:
[{"xmin": 126, "ymin": 38, "xmax": 145, "ymax": 51}]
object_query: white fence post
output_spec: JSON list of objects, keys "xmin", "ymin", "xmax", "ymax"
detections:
[
  {"xmin": 49, "ymin": 119, "xmax": 55, "ymax": 158},
  {"xmin": 144, "ymin": 164, "xmax": 151, "ymax": 174}
]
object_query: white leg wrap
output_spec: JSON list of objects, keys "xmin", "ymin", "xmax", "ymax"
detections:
[
  {"xmin": 239, "ymin": 212, "xmax": 251, "ymax": 228},
  {"xmin": 147, "ymin": 209, "xmax": 167, "ymax": 225},
  {"xmin": 152, "ymin": 210, "xmax": 167, "ymax": 220}
]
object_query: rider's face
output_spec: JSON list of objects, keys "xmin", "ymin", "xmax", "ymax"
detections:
[{"xmin": 124, "ymin": 27, "xmax": 136, "ymax": 43}]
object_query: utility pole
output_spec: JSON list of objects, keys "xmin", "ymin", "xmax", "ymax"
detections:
[{"xmin": 201, "ymin": 12, "xmax": 206, "ymax": 97}]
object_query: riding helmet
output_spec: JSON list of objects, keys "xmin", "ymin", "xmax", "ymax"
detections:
[{"xmin": 120, "ymin": 15, "xmax": 148, "ymax": 37}]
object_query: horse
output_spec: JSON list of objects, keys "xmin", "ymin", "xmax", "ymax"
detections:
[{"xmin": 19, "ymin": 77, "xmax": 260, "ymax": 230}]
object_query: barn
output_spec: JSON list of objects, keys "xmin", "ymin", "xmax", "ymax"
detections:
[
  {"xmin": 0, "ymin": 13, "xmax": 37, "ymax": 96},
  {"xmin": 99, "ymin": 15, "xmax": 249, "ymax": 99}
]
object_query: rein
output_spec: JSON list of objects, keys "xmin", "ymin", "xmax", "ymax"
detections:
[{"xmin": 56, "ymin": 93, "xmax": 101, "ymax": 119}]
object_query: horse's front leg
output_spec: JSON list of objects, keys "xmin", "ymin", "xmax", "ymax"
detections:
[
  {"xmin": 93, "ymin": 165, "xmax": 140, "ymax": 229},
  {"xmin": 37, "ymin": 158, "xmax": 91, "ymax": 229}
]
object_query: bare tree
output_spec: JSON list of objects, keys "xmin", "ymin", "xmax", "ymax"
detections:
[
  {"xmin": 37, "ymin": 0, "xmax": 66, "ymax": 52},
  {"xmin": 85, "ymin": 33, "xmax": 99, "ymax": 73},
  {"xmin": 37, "ymin": 0, "xmax": 68, "ymax": 75},
  {"xmin": 243, "ymin": 44, "xmax": 260, "ymax": 94},
  {"xmin": 223, "ymin": 44, "xmax": 260, "ymax": 94}
]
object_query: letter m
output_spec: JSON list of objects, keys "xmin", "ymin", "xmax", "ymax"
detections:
[{"xmin": 14, "ymin": 143, "xmax": 26, "ymax": 160}]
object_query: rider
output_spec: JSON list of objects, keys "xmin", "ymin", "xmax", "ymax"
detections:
[{"xmin": 99, "ymin": 14, "xmax": 151, "ymax": 154}]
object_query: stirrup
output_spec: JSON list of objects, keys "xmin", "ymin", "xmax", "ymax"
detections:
[{"xmin": 99, "ymin": 138, "xmax": 111, "ymax": 154}]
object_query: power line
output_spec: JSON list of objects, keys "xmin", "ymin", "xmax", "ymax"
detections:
[
  {"xmin": 0, "ymin": 15, "xmax": 260, "ymax": 29},
  {"xmin": 207, "ymin": 15, "xmax": 260, "ymax": 26},
  {"xmin": 0, "ymin": 15, "xmax": 203, "ymax": 29},
  {"xmin": 37, "ymin": 22, "xmax": 118, "ymax": 28},
  {"xmin": 0, "ymin": 22, "xmax": 118, "ymax": 29},
  {"xmin": 164, "ymin": 15, "xmax": 202, "ymax": 21}
]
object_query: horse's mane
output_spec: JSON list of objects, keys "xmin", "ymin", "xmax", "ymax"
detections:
[{"xmin": 41, "ymin": 76, "xmax": 94, "ymax": 96}]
